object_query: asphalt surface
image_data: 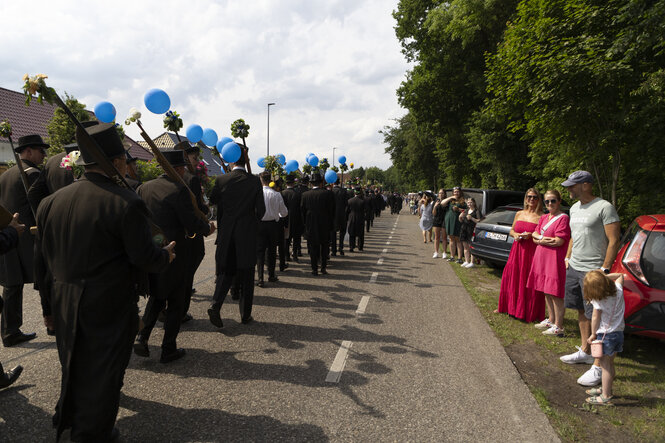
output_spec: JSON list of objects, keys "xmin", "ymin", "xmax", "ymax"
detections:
[{"xmin": 0, "ymin": 210, "xmax": 559, "ymax": 442}]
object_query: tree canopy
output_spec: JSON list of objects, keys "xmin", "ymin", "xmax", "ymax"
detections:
[{"xmin": 384, "ymin": 0, "xmax": 665, "ymax": 224}]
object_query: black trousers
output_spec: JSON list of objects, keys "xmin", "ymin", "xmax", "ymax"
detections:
[
  {"xmin": 257, "ymin": 221, "xmax": 279, "ymax": 281},
  {"xmin": 366, "ymin": 219, "xmax": 372, "ymax": 232},
  {"xmin": 211, "ymin": 268, "xmax": 254, "ymax": 322},
  {"xmin": 139, "ymin": 278, "xmax": 186, "ymax": 353},
  {"xmin": 277, "ymin": 221, "xmax": 287, "ymax": 268},
  {"xmin": 289, "ymin": 233, "xmax": 302, "ymax": 258},
  {"xmin": 183, "ymin": 237, "xmax": 205, "ymax": 315},
  {"xmin": 330, "ymin": 226, "xmax": 346, "ymax": 254},
  {"xmin": 1, "ymin": 285, "xmax": 23, "ymax": 340},
  {"xmin": 308, "ymin": 239, "xmax": 329, "ymax": 271},
  {"xmin": 349, "ymin": 232, "xmax": 364, "ymax": 251}
]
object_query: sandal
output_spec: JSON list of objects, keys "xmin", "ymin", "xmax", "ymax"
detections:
[
  {"xmin": 585, "ymin": 387, "xmax": 602, "ymax": 396},
  {"xmin": 586, "ymin": 395, "xmax": 613, "ymax": 406}
]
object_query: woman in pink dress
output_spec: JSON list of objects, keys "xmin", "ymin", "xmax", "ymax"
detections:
[
  {"xmin": 528, "ymin": 190, "xmax": 571, "ymax": 336},
  {"xmin": 495, "ymin": 188, "xmax": 543, "ymax": 321}
]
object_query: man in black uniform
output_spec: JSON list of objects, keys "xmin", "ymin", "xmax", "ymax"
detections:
[
  {"xmin": 300, "ymin": 172, "xmax": 335, "ymax": 275},
  {"xmin": 0, "ymin": 212, "xmax": 26, "ymax": 389},
  {"xmin": 135, "ymin": 149, "xmax": 214, "ymax": 363},
  {"xmin": 330, "ymin": 177, "xmax": 349, "ymax": 256},
  {"xmin": 207, "ymin": 153, "xmax": 265, "ymax": 327},
  {"xmin": 364, "ymin": 189, "xmax": 374, "ymax": 233},
  {"xmin": 34, "ymin": 123, "xmax": 175, "ymax": 442},
  {"xmin": 124, "ymin": 150, "xmax": 141, "ymax": 190},
  {"xmin": 294, "ymin": 174, "xmax": 310, "ymax": 257},
  {"xmin": 347, "ymin": 187, "xmax": 366, "ymax": 252},
  {"xmin": 0, "ymin": 134, "xmax": 46, "ymax": 347},
  {"xmin": 177, "ymin": 141, "xmax": 209, "ymax": 323},
  {"xmin": 281, "ymin": 174, "xmax": 302, "ymax": 262}
]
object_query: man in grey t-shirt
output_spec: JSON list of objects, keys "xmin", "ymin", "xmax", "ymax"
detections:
[{"xmin": 559, "ymin": 171, "xmax": 621, "ymax": 387}]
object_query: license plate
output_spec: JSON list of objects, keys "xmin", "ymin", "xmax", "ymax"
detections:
[{"xmin": 485, "ymin": 232, "xmax": 507, "ymax": 241}]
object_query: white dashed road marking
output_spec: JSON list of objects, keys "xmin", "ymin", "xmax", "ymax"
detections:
[
  {"xmin": 369, "ymin": 272, "xmax": 378, "ymax": 283},
  {"xmin": 326, "ymin": 341, "xmax": 353, "ymax": 383},
  {"xmin": 356, "ymin": 296, "xmax": 370, "ymax": 315}
]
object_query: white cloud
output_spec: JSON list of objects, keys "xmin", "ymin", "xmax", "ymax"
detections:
[{"xmin": 1, "ymin": 0, "xmax": 409, "ymax": 169}]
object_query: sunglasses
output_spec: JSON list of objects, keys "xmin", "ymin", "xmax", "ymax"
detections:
[
  {"xmin": 526, "ymin": 195, "xmax": 539, "ymax": 200},
  {"xmin": 544, "ymin": 199, "xmax": 559, "ymax": 205}
]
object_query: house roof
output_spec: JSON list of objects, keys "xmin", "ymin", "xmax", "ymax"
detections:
[
  {"xmin": 0, "ymin": 86, "xmax": 57, "ymax": 140},
  {"xmin": 124, "ymin": 135, "xmax": 153, "ymax": 161}
]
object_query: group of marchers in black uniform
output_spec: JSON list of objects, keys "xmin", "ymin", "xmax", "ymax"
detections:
[{"xmin": 0, "ymin": 122, "xmax": 400, "ymax": 441}]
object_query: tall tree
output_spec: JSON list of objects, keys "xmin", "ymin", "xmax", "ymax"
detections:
[{"xmin": 46, "ymin": 93, "xmax": 92, "ymax": 155}]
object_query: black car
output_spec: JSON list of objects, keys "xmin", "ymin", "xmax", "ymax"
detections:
[{"xmin": 470, "ymin": 205, "xmax": 522, "ymax": 267}]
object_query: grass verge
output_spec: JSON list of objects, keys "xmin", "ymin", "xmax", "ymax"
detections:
[{"xmin": 452, "ymin": 262, "xmax": 665, "ymax": 442}]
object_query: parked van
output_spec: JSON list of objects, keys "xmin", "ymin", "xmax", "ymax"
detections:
[{"xmin": 444, "ymin": 188, "xmax": 524, "ymax": 216}]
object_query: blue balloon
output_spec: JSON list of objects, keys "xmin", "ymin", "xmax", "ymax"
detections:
[
  {"xmin": 257, "ymin": 157, "xmax": 266, "ymax": 168},
  {"xmin": 185, "ymin": 124, "xmax": 203, "ymax": 143},
  {"xmin": 201, "ymin": 128, "xmax": 218, "ymax": 147},
  {"xmin": 308, "ymin": 155, "xmax": 319, "ymax": 167},
  {"xmin": 221, "ymin": 142, "xmax": 241, "ymax": 163},
  {"xmin": 275, "ymin": 153, "xmax": 286, "ymax": 165},
  {"xmin": 215, "ymin": 137, "xmax": 233, "ymax": 153},
  {"xmin": 93, "ymin": 101, "xmax": 116, "ymax": 123},
  {"xmin": 338, "ymin": 155, "xmax": 346, "ymax": 165},
  {"xmin": 285, "ymin": 160, "xmax": 298, "ymax": 173},
  {"xmin": 325, "ymin": 170, "xmax": 338, "ymax": 184},
  {"xmin": 143, "ymin": 88, "xmax": 171, "ymax": 114}
]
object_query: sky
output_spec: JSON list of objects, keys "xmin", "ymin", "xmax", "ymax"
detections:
[{"xmin": 1, "ymin": 0, "xmax": 410, "ymax": 170}]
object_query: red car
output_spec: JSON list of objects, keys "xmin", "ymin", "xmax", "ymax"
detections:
[{"xmin": 611, "ymin": 215, "xmax": 665, "ymax": 340}]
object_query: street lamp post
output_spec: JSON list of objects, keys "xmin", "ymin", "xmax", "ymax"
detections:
[
  {"xmin": 332, "ymin": 147, "xmax": 337, "ymax": 167},
  {"xmin": 267, "ymin": 102, "xmax": 275, "ymax": 157}
]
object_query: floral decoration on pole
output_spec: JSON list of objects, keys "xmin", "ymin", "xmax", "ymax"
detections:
[
  {"xmin": 163, "ymin": 110, "xmax": 183, "ymax": 134},
  {"xmin": 59, "ymin": 150, "xmax": 85, "ymax": 178},
  {"xmin": 22, "ymin": 74, "xmax": 57, "ymax": 105},
  {"xmin": 319, "ymin": 157, "xmax": 330, "ymax": 173},
  {"xmin": 0, "ymin": 120, "xmax": 12, "ymax": 138},
  {"xmin": 231, "ymin": 118, "xmax": 252, "ymax": 173}
]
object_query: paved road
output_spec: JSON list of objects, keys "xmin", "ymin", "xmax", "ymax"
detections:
[{"xmin": 0, "ymin": 211, "xmax": 559, "ymax": 442}]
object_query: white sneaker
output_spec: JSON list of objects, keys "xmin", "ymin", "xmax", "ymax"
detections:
[
  {"xmin": 466, "ymin": 262, "xmax": 475, "ymax": 268},
  {"xmin": 441, "ymin": 254, "xmax": 448, "ymax": 260},
  {"xmin": 577, "ymin": 365, "xmax": 602, "ymax": 386},
  {"xmin": 560, "ymin": 346, "xmax": 595, "ymax": 365},
  {"xmin": 542, "ymin": 326, "xmax": 564, "ymax": 337},
  {"xmin": 535, "ymin": 319, "xmax": 552, "ymax": 330},
  {"xmin": 432, "ymin": 252, "xmax": 440, "ymax": 258}
]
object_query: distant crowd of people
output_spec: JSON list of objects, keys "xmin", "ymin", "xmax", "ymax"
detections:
[{"xmin": 413, "ymin": 188, "xmax": 482, "ymax": 268}]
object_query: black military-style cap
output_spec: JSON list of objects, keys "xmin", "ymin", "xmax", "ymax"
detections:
[
  {"xmin": 162, "ymin": 149, "xmax": 187, "ymax": 167},
  {"xmin": 76, "ymin": 123, "xmax": 125, "ymax": 166}
]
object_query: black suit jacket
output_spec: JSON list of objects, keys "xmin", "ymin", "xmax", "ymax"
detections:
[
  {"xmin": 138, "ymin": 175, "xmax": 211, "ymax": 298},
  {"xmin": 331, "ymin": 186, "xmax": 349, "ymax": 231},
  {"xmin": 300, "ymin": 187, "xmax": 335, "ymax": 243},
  {"xmin": 281, "ymin": 187, "xmax": 303, "ymax": 235},
  {"xmin": 210, "ymin": 169, "xmax": 265, "ymax": 272},
  {"xmin": 346, "ymin": 196, "xmax": 365, "ymax": 236},
  {"xmin": 0, "ymin": 160, "xmax": 41, "ymax": 285},
  {"xmin": 27, "ymin": 152, "xmax": 75, "ymax": 212},
  {"xmin": 34, "ymin": 172, "xmax": 170, "ymax": 438}
]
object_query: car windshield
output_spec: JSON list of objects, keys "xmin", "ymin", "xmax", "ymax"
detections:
[
  {"xmin": 481, "ymin": 208, "xmax": 518, "ymax": 226},
  {"xmin": 643, "ymin": 231, "xmax": 665, "ymax": 290}
]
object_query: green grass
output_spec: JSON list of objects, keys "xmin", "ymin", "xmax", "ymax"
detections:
[{"xmin": 452, "ymin": 262, "xmax": 665, "ymax": 442}]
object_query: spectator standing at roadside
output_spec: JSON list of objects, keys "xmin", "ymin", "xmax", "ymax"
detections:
[
  {"xmin": 495, "ymin": 188, "xmax": 543, "ymax": 321},
  {"xmin": 459, "ymin": 197, "xmax": 482, "ymax": 268},
  {"xmin": 444, "ymin": 187, "xmax": 467, "ymax": 263},
  {"xmin": 432, "ymin": 189, "xmax": 454, "ymax": 258},
  {"xmin": 528, "ymin": 190, "xmax": 571, "ymax": 336},
  {"xmin": 559, "ymin": 171, "xmax": 621, "ymax": 388},
  {"xmin": 418, "ymin": 193, "xmax": 434, "ymax": 243}
]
